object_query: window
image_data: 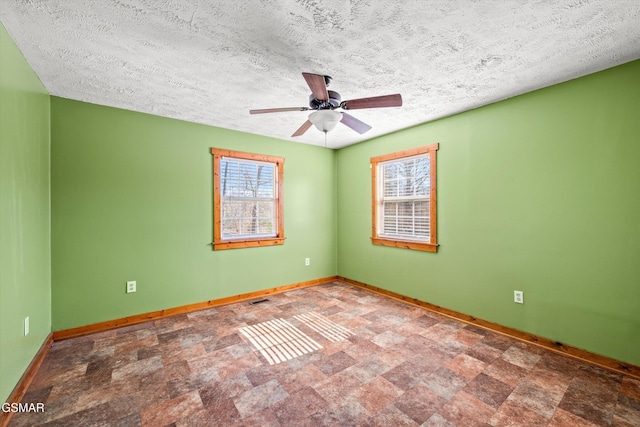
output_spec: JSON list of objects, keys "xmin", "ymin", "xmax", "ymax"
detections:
[
  {"xmin": 371, "ymin": 144, "xmax": 438, "ymax": 252},
  {"xmin": 211, "ymin": 148, "xmax": 284, "ymax": 250}
]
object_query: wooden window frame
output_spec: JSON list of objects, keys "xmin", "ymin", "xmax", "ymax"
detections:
[
  {"xmin": 371, "ymin": 143, "xmax": 439, "ymax": 252},
  {"xmin": 211, "ymin": 148, "xmax": 285, "ymax": 250}
]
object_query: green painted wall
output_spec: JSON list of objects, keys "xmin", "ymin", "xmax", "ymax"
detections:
[
  {"xmin": 0, "ymin": 24, "xmax": 51, "ymax": 403},
  {"xmin": 4, "ymin": 20, "xmax": 638, "ymax": 404},
  {"xmin": 50, "ymin": 98, "xmax": 337, "ymax": 330},
  {"xmin": 337, "ymin": 60, "xmax": 640, "ymax": 365}
]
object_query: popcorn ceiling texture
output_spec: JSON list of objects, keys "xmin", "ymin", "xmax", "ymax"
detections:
[{"xmin": 1, "ymin": 1, "xmax": 639, "ymax": 148}]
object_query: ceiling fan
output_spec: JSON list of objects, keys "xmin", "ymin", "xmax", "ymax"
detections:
[{"xmin": 250, "ymin": 72, "xmax": 402, "ymax": 137}]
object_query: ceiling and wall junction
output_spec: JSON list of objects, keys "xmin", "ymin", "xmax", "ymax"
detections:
[{"xmin": 1, "ymin": 0, "xmax": 639, "ymax": 148}]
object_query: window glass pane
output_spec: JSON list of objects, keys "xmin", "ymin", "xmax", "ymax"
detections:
[
  {"xmin": 240, "ymin": 218, "xmax": 256, "ymax": 235},
  {"xmin": 397, "ymin": 201, "xmax": 413, "ymax": 217},
  {"xmin": 220, "ymin": 158, "xmax": 276, "ymax": 238},
  {"xmin": 256, "ymin": 200, "xmax": 274, "ymax": 218},
  {"xmin": 222, "ymin": 218, "xmax": 240, "ymax": 235},
  {"xmin": 221, "ymin": 200, "xmax": 275, "ymax": 236},
  {"xmin": 414, "ymin": 156, "xmax": 430, "ymax": 196},
  {"xmin": 221, "ymin": 160, "xmax": 274, "ymax": 199},
  {"xmin": 384, "ymin": 201, "xmax": 397, "ymax": 216},
  {"xmin": 414, "ymin": 200, "xmax": 429, "ymax": 216},
  {"xmin": 383, "ymin": 217, "xmax": 397, "ymax": 235},
  {"xmin": 397, "ymin": 217, "xmax": 414, "ymax": 235},
  {"xmin": 379, "ymin": 155, "xmax": 431, "ymax": 241},
  {"xmin": 397, "ymin": 176, "xmax": 413, "ymax": 197},
  {"xmin": 401, "ymin": 160, "xmax": 415, "ymax": 180},
  {"xmin": 258, "ymin": 218, "xmax": 274, "ymax": 234},
  {"xmin": 415, "ymin": 217, "xmax": 429, "ymax": 237},
  {"xmin": 383, "ymin": 163, "xmax": 399, "ymax": 180},
  {"xmin": 383, "ymin": 178, "xmax": 398, "ymax": 198}
]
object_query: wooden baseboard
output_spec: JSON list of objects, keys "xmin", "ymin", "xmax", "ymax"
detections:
[
  {"xmin": 47, "ymin": 274, "xmax": 640, "ymax": 380},
  {"xmin": 338, "ymin": 276, "xmax": 640, "ymax": 380},
  {"xmin": 53, "ymin": 276, "xmax": 339, "ymax": 341},
  {"xmin": 0, "ymin": 333, "xmax": 53, "ymax": 427}
]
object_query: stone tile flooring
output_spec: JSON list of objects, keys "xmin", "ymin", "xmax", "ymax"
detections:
[{"xmin": 9, "ymin": 281, "xmax": 640, "ymax": 426}]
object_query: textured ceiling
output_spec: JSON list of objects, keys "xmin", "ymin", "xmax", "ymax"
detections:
[{"xmin": 2, "ymin": 1, "xmax": 639, "ymax": 149}]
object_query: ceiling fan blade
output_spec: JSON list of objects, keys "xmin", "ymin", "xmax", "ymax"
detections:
[
  {"xmin": 340, "ymin": 112, "xmax": 372, "ymax": 134},
  {"xmin": 342, "ymin": 94, "xmax": 402, "ymax": 110},
  {"xmin": 250, "ymin": 107, "xmax": 308, "ymax": 114},
  {"xmin": 292, "ymin": 120, "xmax": 313, "ymax": 137},
  {"xmin": 302, "ymin": 72, "xmax": 329, "ymax": 101}
]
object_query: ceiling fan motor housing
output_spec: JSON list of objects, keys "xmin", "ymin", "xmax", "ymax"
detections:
[{"xmin": 309, "ymin": 90, "xmax": 341, "ymax": 110}]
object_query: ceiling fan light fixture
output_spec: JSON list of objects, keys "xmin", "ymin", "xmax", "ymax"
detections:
[{"xmin": 309, "ymin": 110, "xmax": 342, "ymax": 133}]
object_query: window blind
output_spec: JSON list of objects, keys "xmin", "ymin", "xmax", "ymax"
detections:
[
  {"xmin": 220, "ymin": 157, "xmax": 277, "ymax": 239},
  {"xmin": 379, "ymin": 154, "xmax": 430, "ymax": 241}
]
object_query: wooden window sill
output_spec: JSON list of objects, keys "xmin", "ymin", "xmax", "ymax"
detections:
[
  {"xmin": 212, "ymin": 237, "xmax": 285, "ymax": 250},
  {"xmin": 371, "ymin": 237, "xmax": 439, "ymax": 253}
]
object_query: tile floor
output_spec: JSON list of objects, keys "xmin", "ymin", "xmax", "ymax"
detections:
[{"xmin": 9, "ymin": 281, "xmax": 640, "ymax": 426}]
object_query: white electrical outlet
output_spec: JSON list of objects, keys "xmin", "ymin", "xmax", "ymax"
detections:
[
  {"xmin": 24, "ymin": 316, "xmax": 29, "ymax": 336},
  {"xmin": 305, "ymin": 257, "xmax": 310, "ymax": 266},
  {"xmin": 126, "ymin": 280, "xmax": 137, "ymax": 293},
  {"xmin": 514, "ymin": 290, "xmax": 524, "ymax": 304}
]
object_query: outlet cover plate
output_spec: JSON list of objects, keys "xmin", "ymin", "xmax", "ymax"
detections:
[
  {"xmin": 126, "ymin": 281, "xmax": 137, "ymax": 293},
  {"xmin": 514, "ymin": 290, "xmax": 524, "ymax": 304},
  {"xmin": 24, "ymin": 316, "xmax": 29, "ymax": 336}
]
